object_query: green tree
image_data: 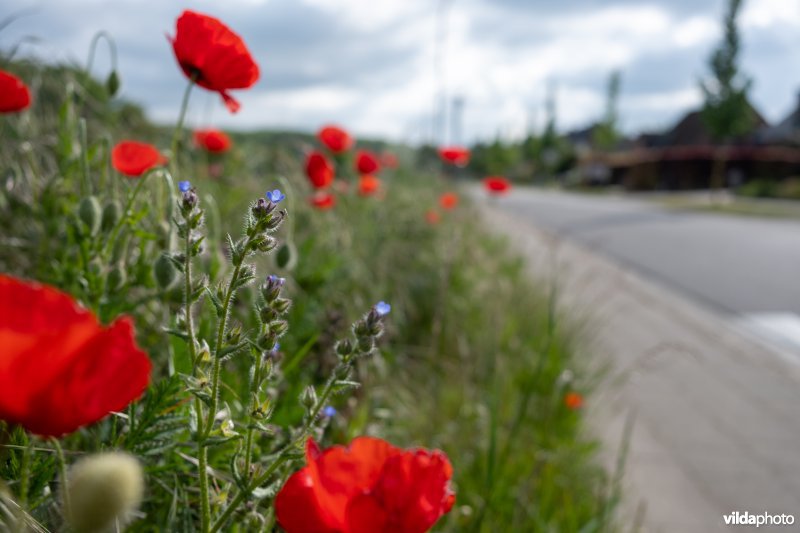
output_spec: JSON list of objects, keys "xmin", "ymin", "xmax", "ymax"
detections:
[
  {"xmin": 700, "ymin": 0, "xmax": 755, "ymax": 141},
  {"xmin": 593, "ymin": 70, "xmax": 621, "ymax": 151}
]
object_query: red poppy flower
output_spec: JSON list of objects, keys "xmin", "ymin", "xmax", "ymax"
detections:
[
  {"xmin": 169, "ymin": 10, "xmax": 259, "ymax": 113},
  {"xmin": 438, "ymin": 146, "xmax": 470, "ymax": 167},
  {"xmin": 305, "ymin": 151, "xmax": 335, "ymax": 189},
  {"xmin": 310, "ymin": 191, "xmax": 336, "ymax": 210},
  {"xmin": 358, "ymin": 174, "xmax": 381, "ymax": 196},
  {"xmin": 483, "ymin": 176, "xmax": 512, "ymax": 195},
  {"xmin": 0, "ymin": 275, "xmax": 151, "ymax": 437},
  {"xmin": 194, "ymin": 129, "xmax": 232, "ymax": 153},
  {"xmin": 355, "ymin": 150, "xmax": 380, "ymax": 175},
  {"xmin": 112, "ymin": 141, "xmax": 166, "ymax": 177},
  {"xmin": 318, "ymin": 125, "xmax": 353, "ymax": 154},
  {"xmin": 0, "ymin": 70, "xmax": 31, "ymax": 113},
  {"xmin": 439, "ymin": 192, "xmax": 459, "ymax": 210},
  {"xmin": 381, "ymin": 152, "xmax": 399, "ymax": 169},
  {"xmin": 276, "ymin": 437, "xmax": 455, "ymax": 533},
  {"xmin": 425, "ymin": 210, "xmax": 441, "ymax": 225},
  {"xmin": 564, "ymin": 392, "xmax": 584, "ymax": 410}
]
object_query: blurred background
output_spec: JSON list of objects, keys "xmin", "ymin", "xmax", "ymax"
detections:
[{"xmin": 2, "ymin": 0, "xmax": 799, "ymax": 145}]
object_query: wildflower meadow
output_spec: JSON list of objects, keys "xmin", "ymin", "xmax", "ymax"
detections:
[{"xmin": 0, "ymin": 9, "xmax": 615, "ymax": 533}]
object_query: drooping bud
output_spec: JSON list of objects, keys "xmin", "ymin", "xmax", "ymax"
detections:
[
  {"xmin": 78, "ymin": 196, "xmax": 102, "ymax": 236},
  {"xmin": 154, "ymin": 253, "xmax": 178, "ymax": 290},
  {"xmin": 105, "ymin": 70, "xmax": 121, "ymax": 97},
  {"xmin": 275, "ymin": 240, "xmax": 297, "ymax": 270},
  {"xmin": 63, "ymin": 452, "xmax": 144, "ymax": 533}
]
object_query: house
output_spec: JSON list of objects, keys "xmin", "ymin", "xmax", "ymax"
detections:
[{"xmin": 578, "ymin": 99, "xmax": 800, "ymax": 190}]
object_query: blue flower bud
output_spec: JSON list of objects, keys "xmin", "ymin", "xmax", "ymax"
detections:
[
  {"xmin": 178, "ymin": 181, "xmax": 191, "ymax": 192},
  {"xmin": 322, "ymin": 406, "xmax": 337, "ymax": 418}
]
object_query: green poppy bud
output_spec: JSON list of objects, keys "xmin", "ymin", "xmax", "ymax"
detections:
[
  {"xmin": 106, "ymin": 70, "xmax": 121, "ymax": 97},
  {"xmin": 274, "ymin": 240, "xmax": 297, "ymax": 271},
  {"xmin": 154, "ymin": 253, "xmax": 178, "ymax": 290},
  {"xmin": 78, "ymin": 196, "xmax": 102, "ymax": 236},
  {"xmin": 106, "ymin": 264, "xmax": 126, "ymax": 292},
  {"xmin": 101, "ymin": 200, "xmax": 122, "ymax": 233}
]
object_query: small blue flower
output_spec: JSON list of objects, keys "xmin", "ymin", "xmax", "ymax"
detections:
[
  {"xmin": 265, "ymin": 189, "xmax": 285, "ymax": 203},
  {"xmin": 375, "ymin": 301, "xmax": 391, "ymax": 316},
  {"xmin": 271, "ymin": 342, "xmax": 280, "ymax": 353},
  {"xmin": 178, "ymin": 180, "xmax": 191, "ymax": 192},
  {"xmin": 322, "ymin": 406, "xmax": 337, "ymax": 418}
]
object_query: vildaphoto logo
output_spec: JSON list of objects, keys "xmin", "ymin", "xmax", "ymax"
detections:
[{"xmin": 723, "ymin": 511, "xmax": 795, "ymax": 527}]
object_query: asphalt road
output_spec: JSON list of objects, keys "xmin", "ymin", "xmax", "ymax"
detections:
[
  {"xmin": 477, "ymin": 192, "xmax": 800, "ymax": 531},
  {"xmin": 484, "ymin": 188, "xmax": 800, "ymax": 316}
]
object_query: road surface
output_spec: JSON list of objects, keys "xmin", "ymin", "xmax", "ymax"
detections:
[{"xmin": 474, "ymin": 187, "xmax": 800, "ymax": 532}]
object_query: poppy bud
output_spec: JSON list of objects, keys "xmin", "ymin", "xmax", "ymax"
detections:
[
  {"xmin": 106, "ymin": 264, "xmax": 126, "ymax": 292},
  {"xmin": 301, "ymin": 385, "xmax": 318, "ymax": 409},
  {"xmin": 106, "ymin": 70, "xmax": 121, "ymax": 97},
  {"xmin": 101, "ymin": 200, "xmax": 122, "ymax": 233},
  {"xmin": 78, "ymin": 196, "xmax": 102, "ymax": 236},
  {"xmin": 63, "ymin": 452, "xmax": 144, "ymax": 533},
  {"xmin": 274, "ymin": 241, "xmax": 297, "ymax": 271},
  {"xmin": 154, "ymin": 253, "xmax": 178, "ymax": 290}
]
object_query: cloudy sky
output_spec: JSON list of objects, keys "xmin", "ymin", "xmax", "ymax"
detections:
[{"xmin": 2, "ymin": 0, "xmax": 799, "ymax": 144}]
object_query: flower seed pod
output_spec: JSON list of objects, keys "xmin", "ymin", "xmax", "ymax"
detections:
[
  {"xmin": 101, "ymin": 200, "xmax": 122, "ymax": 233},
  {"xmin": 154, "ymin": 253, "xmax": 178, "ymax": 290},
  {"xmin": 63, "ymin": 452, "xmax": 144, "ymax": 533},
  {"xmin": 78, "ymin": 196, "xmax": 102, "ymax": 236}
]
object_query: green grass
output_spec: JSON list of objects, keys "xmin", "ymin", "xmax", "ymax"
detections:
[{"xmin": 0, "ymin": 58, "xmax": 615, "ymax": 532}]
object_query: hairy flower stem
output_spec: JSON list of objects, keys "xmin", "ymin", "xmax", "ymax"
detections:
[
  {"xmin": 210, "ymin": 371, "xmax": 342, "ymax": 532},
  {"xmin": 52, "ymin": 438, "xmax": 70, "ymax": 522},
  {"xmin": 197, "ymin": 446, "xmax": 211, "ymax": 532},
  {"xmin": 204, "ymin": 228, "xmax": 257, "ymax": 435},
  {"xmin": 18, "ymin": 438, "xmax": 31, "ymax": 508},
  {"xmin": 243, "ymin": 343, "xmax": 264, "ymax": 480}
]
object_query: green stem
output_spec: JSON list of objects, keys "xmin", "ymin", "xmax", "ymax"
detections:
[
  {"xmin": 198, "ymin": 445, "xmax": 211, "ymax": 533},
  {"xmin": 52, "ymin": 439, "xmax": 70, "ymax": 523},
  {"xmin": 79, "ymin": 118, "xmax": 91, "ymax": 196},
  {"xmin": 170, "ymin": 80, "xmax": 195, "ymax": 179},
  {"xmin": 210, "ymin": 453, "xmax": 291, "ymax": 533},
  {"xmin": 102, "ymin": 170, "xmax": 152, "ymax": 258},
  {"xmin": 86, "ymin": 31, "xmax": 117, "ymax": 74},
  {"xmin": 243, "ymin": 350, "xmax": 263, "ymax": 479},
  {"xmin": 211, "ymin": 368, "xmax": 344, "ymax": 532},
  {"xmin": 205, "ymin": 261, "xmax": 242, "ymax": 434},
  {"xmin": 185, "ymin": 229, "xmax": 198, "ymax": 366},
  {"xmin": 18, "ymin": 437, "xmax": 31, "ymax": 508}
]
